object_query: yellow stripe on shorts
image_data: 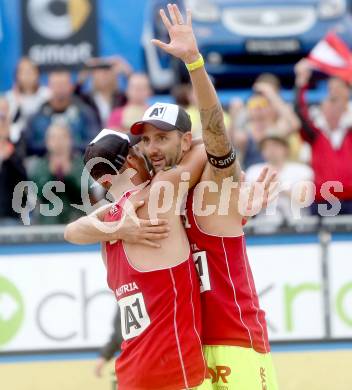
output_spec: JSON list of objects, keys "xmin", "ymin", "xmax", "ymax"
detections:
[{"xmin": 194, "ymin": 345, "xmax": 279, "ymax": 390}]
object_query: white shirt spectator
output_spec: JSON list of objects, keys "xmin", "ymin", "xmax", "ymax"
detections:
[
  {"xmin": 6, "ymin": 86, "xmax": 50, "ymax": 142},
  {"xmin": 246, "ymin": 162, "xmax": 314, "ymax": 227}
]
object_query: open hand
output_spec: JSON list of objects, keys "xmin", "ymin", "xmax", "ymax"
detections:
[
  {"xmin": 294, "ymin": 59, "xmax": 313, "ymax": 87},
  {"xmin": 239, "ymin": 167, "xmax": 279, "ymax": 217},
  {"xmin": 151, "ymin": 4, "xmax": 200, "ymax": 64},
  {"xmin": 116, "ymin": 200, "xmax": 170, "ymax": 248},
  {"xmin": 253, "ymin": 82, "xmax": 278, "ymax": 100}
]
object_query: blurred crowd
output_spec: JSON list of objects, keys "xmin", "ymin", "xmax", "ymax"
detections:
[{"xmin": 1, "ymin": 55, "xmax": 352, "ymax": 227}]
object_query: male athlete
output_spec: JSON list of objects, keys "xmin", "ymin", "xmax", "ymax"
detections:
[
  {"xmin": 131, "ymin": 4, "xmax": 279, "ymax": 389},
  {"xmin": 67, "ymin": 5, "xmax": 278, "ymax": 389},
  {"xmin": 66, "ymin": 128, "xmax": 210, "ymax": 389}
]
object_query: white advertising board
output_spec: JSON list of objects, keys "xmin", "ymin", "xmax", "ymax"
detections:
[
  {"xmin": 248, "ymin": 244, "xmax": 324, "ymax": 341},
  {"xmin": 1, "ymin": 238, "xmax": 352, "ymax": 353},
  {"xmin": 329, "ymin": 242, "xmax": 352, "ymax": 338},
  {"xmin": 0, "ymin": 250, "xmax": 116, "ymax": 352}
]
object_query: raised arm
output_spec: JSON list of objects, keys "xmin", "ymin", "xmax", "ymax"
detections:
[
  {"xmin": 294, "ymin": 59, "xmax": 319, "ymax": 144},
  {"xmin": 253, "ymin": 81, "xmax": 301, "ymax": 134},
  {"xmin": 152, "ymin": 4, "xmax": 240, "ymax": 183}
]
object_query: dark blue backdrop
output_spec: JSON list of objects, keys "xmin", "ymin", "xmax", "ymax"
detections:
[
  {"xmin": 0, "ymin": 0, "xmax": 329, "ymax": 104},
  {"xmin": 0, "ymin": 0, "xmax": 146, "ymax": 92}
]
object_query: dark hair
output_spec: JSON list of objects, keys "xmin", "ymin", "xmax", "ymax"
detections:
[
  {"xmin": 83, "ymin": 144, "xmax": 133, "ymax": 182},
  {"xmin": 84, "ymin": 145, "xmax": 117, "ymax": 182},
  {"xmin": 171, "ymin": 84, "xmax": 192, "ymax": 107},
  {"xmin": 48, "ymin": 68, "xmax": 72, "ymax": 79}
]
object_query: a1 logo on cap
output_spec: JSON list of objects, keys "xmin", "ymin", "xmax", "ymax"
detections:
[{"xmin": 147, "ymin": 105, "xmax": 167, "ymax": 119}]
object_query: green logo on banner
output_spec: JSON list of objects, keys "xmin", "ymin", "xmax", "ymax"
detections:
[{"xmin": 0, "ymin": 276, "xmax": 24, "ymax": 346}]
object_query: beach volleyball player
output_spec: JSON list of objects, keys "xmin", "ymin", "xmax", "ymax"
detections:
[
  {"xmin": 66, "ymin": 127, "xmax": 212, "ymax": 389},
  {"xmin": 132, "ymin": 4, "xmax": 279, "ymax": 389}
]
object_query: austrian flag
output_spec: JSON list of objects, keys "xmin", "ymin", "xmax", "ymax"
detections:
[{"xmin": 308, "ymin": 32, "xmax": 352, "ymax": 83}]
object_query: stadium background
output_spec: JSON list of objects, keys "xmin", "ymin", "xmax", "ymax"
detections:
[{"xmin": 1, "ymin": 1, "xmax": 352, "ymax": 389}]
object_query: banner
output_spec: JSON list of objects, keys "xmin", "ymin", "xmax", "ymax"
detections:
[
  {"xmin": 0, "ymin": 249, "xmax": 117, "ymax": 352},
  {"xmin": 329, "ymin": 242, "xmax": 352, "ymax": 338},
  {"xmin": 1, "ymin": 236, "xmax": 352, "ymax": 353},
  {"xmin": 248, "ymin": 243, "xmax": 324, "ymax": 341},
  {"xmin": 21, "ymin": 0, "xmax": 98, "ymax": 70}
]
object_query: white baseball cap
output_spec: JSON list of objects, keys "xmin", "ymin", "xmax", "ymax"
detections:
[{"xmin": 130, "ymin": 102, "xmax": 192, "ymax": 135}]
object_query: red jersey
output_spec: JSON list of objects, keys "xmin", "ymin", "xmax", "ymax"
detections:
[
  {"xmin": 184, "ymin": 190, "xmax": 270, "ymax": 353},
  {"xmin": 297, "ymin": 85, "xmax": 352, "ymax": 201},
  {"xmin": 105, "ymin": 192, "xmax": 207, "ymax": 390}
]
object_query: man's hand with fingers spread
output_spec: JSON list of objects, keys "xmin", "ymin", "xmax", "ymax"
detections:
[
  {"xmin": 239, "ymin": 167, "xmax": 279, "ymax": 217},
  {"xmin": 117, "ymin": 200, "xmax": 170, "ymax": 248},
  {"xmin": 151, "ymin": 4, "xmax": 200, "ymax": 64}
]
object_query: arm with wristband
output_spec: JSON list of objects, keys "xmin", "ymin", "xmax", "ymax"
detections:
[{"xmin": 152, "ymin": 4, "xmax": 240, "ymax": 183}]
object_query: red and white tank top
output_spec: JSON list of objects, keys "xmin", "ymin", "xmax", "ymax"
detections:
[
  {"xmin": 105, "ymin": 191, "xmax": 207, "ymax": 389},
  {"xmin": 184, "ymin": 190, "xmax": 270, "ymax": 353}
]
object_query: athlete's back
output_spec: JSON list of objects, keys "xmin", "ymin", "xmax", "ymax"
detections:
[{"xmin": 185, "ymin": 188, "xmax": 269, "ymax": 352}]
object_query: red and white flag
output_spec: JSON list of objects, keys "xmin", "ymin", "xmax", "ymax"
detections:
[{"xmin": 308, "ymin": 32, "xmax": 352, "ymax": 83}]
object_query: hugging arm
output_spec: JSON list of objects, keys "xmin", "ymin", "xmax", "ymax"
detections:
[{"xmin": 64, "ymin": 200, "xmax": 169, "ymax": 248}]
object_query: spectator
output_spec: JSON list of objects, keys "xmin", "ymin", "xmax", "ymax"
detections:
[
  {"xmin": 76, "ymin": 57, "xmax": 132, "ymax": 126},
  {"xmin": 107, "ymin": 73, "xmax": 151, "ymax": 132},
  {"xmin": 94, "ymin": 309, "xmax": 122, "ymax": 378},
  {"xmin": 246, "ymin": 133, "xmax": 314, "ymax": 227},
  {"xmin": 294, "ymin": 59, "xmax": 352, "ymax": 215},
  {"xmin": 5, "ymin": 57, "xmax": 50, "ymax": 142},
  {"xmin": 172, "ymin": 83, "xmax": 202, "ymax": 137},
  {"xmin": 230, "ymin": 74, "xmax": 301, "ymax": 169},
  {"xmin": 0, "ymin": 97, "xmax": 27, "ymax": 225},
  {"xmin": 172, "ymin": 83, "xmax": 231, "ymax": 138},
  {"xmin": 30, "ymin": 124, "xmax": 84, "ymax": 224},
  {"xmin": 25, "ymin": 69, "xmax": 100, "ymax": 156}
]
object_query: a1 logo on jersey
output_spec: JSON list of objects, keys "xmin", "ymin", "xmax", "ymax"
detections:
[
  {"xmin": 119, "ymin": 292, "xmax": 151, "ymax": 340},
  {"xmin": 193, "ymin": 251, "xmax": 211, "ymax": 293}
]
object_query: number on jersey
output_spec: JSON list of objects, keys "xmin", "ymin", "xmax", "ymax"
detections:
[
  {"xmin": 182, "ymin": 212, "xmax": 191, "ymax": 229},
  {"xmin": 118, "ymin": 292, "xmax": 151, "ymax": 340},
  {"xmin": 193, "ymin": 251, "xmax": 211, "ymax": 293}
]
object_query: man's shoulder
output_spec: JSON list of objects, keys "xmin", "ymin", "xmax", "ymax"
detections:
[
  {"xmin": 29, "ymin": 102, "xmax": 52, "ymax": 121},
  {"xmin": 151, "ymin": 165, "xmax": 180, "ymax": 184},
  {"xmin": 71, "ymin": 97, "xmax": 97, "ymax": 117}
]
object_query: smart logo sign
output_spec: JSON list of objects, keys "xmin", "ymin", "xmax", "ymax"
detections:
[
  {"xmin": 0, "ymin": 276, "xmax": 25, "ymax": 347},
  {"xmin": 22, "ymin": 0, "xmax": 98, "ymax": 70}
]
